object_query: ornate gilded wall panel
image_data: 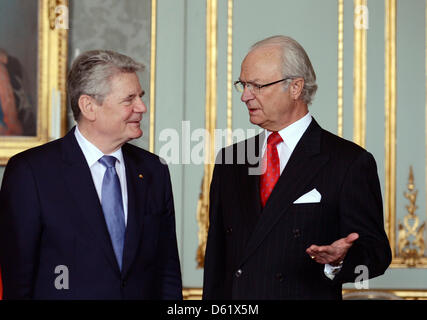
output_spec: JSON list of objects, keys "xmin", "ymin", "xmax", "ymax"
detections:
[{"xmin": 387, "ymin": 0, "xmax": 427, "ymax": 268}]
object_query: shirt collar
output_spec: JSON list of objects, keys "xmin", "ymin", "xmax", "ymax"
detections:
[
  {"xmin": 264, "ymin": 112, "xmax": 312, "ymax": 152},
  {"xmin": 74, "ymin": 125, "xmax": 124, "ymax": 167}
]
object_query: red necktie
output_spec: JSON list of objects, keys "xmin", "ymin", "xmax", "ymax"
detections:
[{"xmin": 260, "ymin": 132, "xmax": 283, "ymax": 207}]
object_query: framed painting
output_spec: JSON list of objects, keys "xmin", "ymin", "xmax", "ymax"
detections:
[{"xmin": 0, "ymin": 0, "xmax": 68, "ymax": 165}]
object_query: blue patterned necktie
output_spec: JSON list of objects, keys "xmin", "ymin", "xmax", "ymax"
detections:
[{"xmin": 98, "ymin": 155, "xmax": 125, "ymax": 271}]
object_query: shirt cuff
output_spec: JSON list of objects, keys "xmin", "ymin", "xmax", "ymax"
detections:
[{"xmin": 324, "ymin": 263, "xmax": 343, "ymax": 280}]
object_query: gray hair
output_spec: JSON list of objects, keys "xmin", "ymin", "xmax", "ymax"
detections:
[
  {"xmin": 250, "ymin": 35, "xmax": 317, "ymax": 105},
  {"xmin": 67, "ymin": 50, "xmax": 144, "ymax": 121},
  {"xmin": 0, "ymin": 48, "xmax": 8, "ymax": 64}
]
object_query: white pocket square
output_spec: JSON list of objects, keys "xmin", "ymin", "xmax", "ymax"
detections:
[{"xmin": 293, "ymin": 188, "xmax": 322, "ymax": 204}]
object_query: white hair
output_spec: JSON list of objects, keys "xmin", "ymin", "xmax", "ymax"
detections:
[{"xmin": 250, "ymin": 35, "xmax": 318, "ymax": 105}]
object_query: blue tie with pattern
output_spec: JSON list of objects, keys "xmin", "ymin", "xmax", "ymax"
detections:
[{"xmin": 98, "ymin": 155, "xmax": 125, "ymax": 271}]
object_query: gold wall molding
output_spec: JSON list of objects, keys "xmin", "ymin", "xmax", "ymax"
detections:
[
  {"xmin": 196, "ymin": 0, "xmax": 218, "ymax": 268},
  {"xmin": 149, "ymin": 0, "xmax": 157, "ymax": 153},
  {"xmin": 182, "ymin": 288, "xmax": 427, "ymax": 300},
  {"xmin": 337, "ymin": 0, "xmax": 344, "ymax": 137},
  {"xmin": 425, "ymin": 0, "xmax": 427, "ymax": 269},
  {"xmin": 183, "ymin": 288, "xmax": 203, "ymax": 300},
  {"xmin": 226, "ymin": 0, "xmax": 233, "ymax": 145},
  {"xmin": 353, "ymin": 0, "xmax": 367, "ymax": 147},
  {"xmin": 385, "ymin": 0, "xmax": 398, "ymax": 265},
  {"xmin": 49, "ymin": 0, "xmax": 68, "ymax": 139},
  {"xmin": 342, "ymin": 289, "xmax": 427, "ymax": 300}
]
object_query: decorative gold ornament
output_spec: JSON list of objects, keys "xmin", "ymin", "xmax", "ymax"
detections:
[{"xmin": 397, "ymin": 166, "xmax": 426, "ymax": 267}]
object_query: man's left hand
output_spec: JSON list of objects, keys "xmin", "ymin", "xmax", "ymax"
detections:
[{"xmin": 306, "ymin": 233, "xmax": 359, "ymax": 266}]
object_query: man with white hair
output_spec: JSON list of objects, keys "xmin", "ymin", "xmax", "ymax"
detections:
[
  {"xmin": 203, "ymin": 35, "xmax": 391, "ymax": 299},
  {"xmin": 0, "ymin": 50, "xmax": 182, "ymax": 299}
]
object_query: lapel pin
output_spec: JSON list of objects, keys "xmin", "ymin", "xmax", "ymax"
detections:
[{"xmin": 138, "ymin": 174, "xmax": 143, "ymax": 179}]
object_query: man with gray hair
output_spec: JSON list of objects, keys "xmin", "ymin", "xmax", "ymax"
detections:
[
  {"xmin": 203, "ymin": 35, "xmax": 391, "ymax": 299},
  {"xmin": 0, "ymin": 50, "xmax": 182, "ymax": 299}
]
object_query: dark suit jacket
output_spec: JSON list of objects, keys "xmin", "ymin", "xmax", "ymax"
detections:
[
  {"xmin": 0, "ymin": 128, "xmax": 182, "ymax": 299},
  {"xmin": 203, "ymin": 118, "xmax": 391, "ymax": 300}
]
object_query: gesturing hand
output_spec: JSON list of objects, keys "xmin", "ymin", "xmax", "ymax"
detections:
[{"xmin": 306, "ymin": 233, "xmax": 359, "ymax": 266}]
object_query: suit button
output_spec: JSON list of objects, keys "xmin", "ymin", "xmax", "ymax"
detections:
[
  {"xmin": 226, "ymin": 227, "xmax": 233, "ymax": 234},
  {"xmin": 293, "ymin": 228, "xmax": 301, "ymax": 238},
  {"xmin": 275, "ymin": 273, "xmax": 284, "ymax": 282},
  {"xmin": 235, "ymin": 269, "xmax": 242, "ymax": 277}
]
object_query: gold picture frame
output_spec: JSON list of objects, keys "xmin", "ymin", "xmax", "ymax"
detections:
[{"xmin": 0, "ymin": 0, "xmax": 68, "ymax": 165}]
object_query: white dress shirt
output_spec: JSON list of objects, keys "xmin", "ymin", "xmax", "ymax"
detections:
[
  {"xmin": 74, "ymin": 126, "xmax": 128, "ymax": 225},
  {"xmin": 261, "ymin": 112, "xmax": 312, "ymax": 172},
  {"xmin": 262, "ymin": 112, "xmax": 341, "ymax": 279}
]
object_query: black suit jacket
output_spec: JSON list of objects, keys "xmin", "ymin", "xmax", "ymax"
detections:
[
  {"xmin": 0, "ymin": 128, "xmax": 182, "ymax": 299},
  {"xmin": 203, "ymin": 118, "xmax": 391, "ymax": 300}
]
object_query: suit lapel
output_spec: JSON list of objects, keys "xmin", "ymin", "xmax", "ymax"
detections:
[
  {"xmin": 237, "ymin": 134, "xmax": 263, "ymax": 227},
  {"xmin": 60, "ymin": 128, "xmax": 120, "ymax": 273},
  {"xmin": 239, "ymin": 119, "xmax": 329, "ymax": 266},
  {"xmin": 121, "ymin": 144, "xmax": 147, "ymax": 277}
]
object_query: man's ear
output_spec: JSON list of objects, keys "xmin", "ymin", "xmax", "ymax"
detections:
[
  {"xmin": 290, "ymin": 78, "xmax": 305, "ymax": 100},
  {"xmin": 78, "ymin": 95, "xmax": 98, "ymax": 121}
]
